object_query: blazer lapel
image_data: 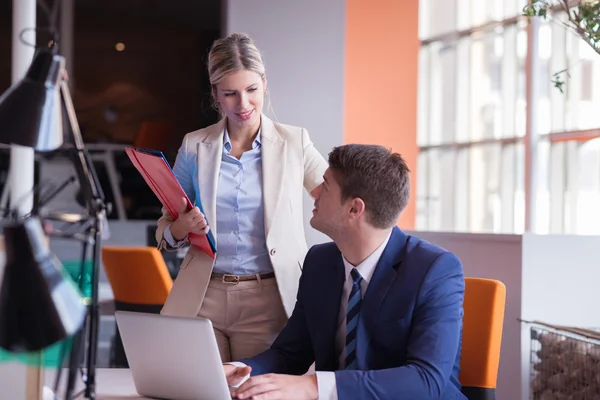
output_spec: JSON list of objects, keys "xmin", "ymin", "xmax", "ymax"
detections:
[
  {"xmin": 260, "ymin": 115, "xmax": 287, "ymax": 238},
  {"xmin": 197, "ymin": 119, "xmax": 225, "ymax": 237},
  {"xmin": 319, "ymin": 249, "xmax": 345, "ymax": 370},
  {"xmin": 356, "ymin": 227, "xmax": 409, "ymax": 368}
]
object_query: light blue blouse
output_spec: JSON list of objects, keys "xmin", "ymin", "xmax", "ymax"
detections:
[{"xmin": 165, "ymin": 128, "xmax": 272, "ymax": 275}]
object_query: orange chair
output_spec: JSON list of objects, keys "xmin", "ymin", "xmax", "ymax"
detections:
[
  {"xmin": 101, "ymin": 246, "xmax": 173, "ymax": 367},
  {"xmin": 460, "ymin": 277, "xmax": 506, "ymax": 400}
]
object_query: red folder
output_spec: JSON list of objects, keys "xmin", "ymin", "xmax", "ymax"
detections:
[{"xmin": 125, "ymin": 147, "xmax": 217, "ymax": 259}]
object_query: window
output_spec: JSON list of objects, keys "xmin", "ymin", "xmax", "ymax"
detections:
[{"xmin": 417, "ymin": 1, "xmax": 600, "ymax": 234}]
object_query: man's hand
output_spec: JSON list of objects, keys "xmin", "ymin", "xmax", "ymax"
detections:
[
  {"xmin": 232, "ymin": 374, "xmax": 318, "ymax": 400},
  {"xmin": 224, "ymin": 364, "xmax": 252, "ymax": 387},
  {"xmin": 171, "ymin": 197, "xmax": 210, "ymax": 240}
]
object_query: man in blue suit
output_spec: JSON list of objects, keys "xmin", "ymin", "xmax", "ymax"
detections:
[{"xmin": 225, "ymin": 144, "xmax": 467, "ymax": 400}]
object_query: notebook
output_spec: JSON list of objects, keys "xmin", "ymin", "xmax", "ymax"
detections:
[{"xmin": 125, "ymin": 147, "xmax": 216, "ymax": 258}]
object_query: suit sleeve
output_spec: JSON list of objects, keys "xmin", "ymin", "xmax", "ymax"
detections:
[
  {"xmin": 241, "ymin": 249, "xmax": 316, "ymax": 376},
  {"xmin": 334, "ymin": 252, "xmax": 465, "ymax": 400},
  {"xmin": 301, "ymin": 128, "xmax": 328, "ymax": 194},
  {"xmin": 155, "ymin": 134, "xmax": 196, "ymax": 250}
]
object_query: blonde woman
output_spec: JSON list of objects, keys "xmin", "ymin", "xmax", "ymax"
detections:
[{"xmin": 156, "ymin": 33, "xmax": 328, "ymax": 362}]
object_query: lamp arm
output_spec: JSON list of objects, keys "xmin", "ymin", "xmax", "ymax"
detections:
[
  {"xmin": 59, "ymin": 79, "xmax": 106, "ymax": 215},
  {"xmin": 59, "ymin": 75, "xmax": 105, "ymax": 400}
]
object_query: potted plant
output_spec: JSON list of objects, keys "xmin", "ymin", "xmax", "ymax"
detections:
[{"xmin": 523, "ymin": 0, "xmax": 600, "ymax": 91}]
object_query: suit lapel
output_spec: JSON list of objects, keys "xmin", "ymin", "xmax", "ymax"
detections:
[
  {"xmin": 356, "ymin": 227, "xmax": 409, "ymax": 368},
  {"xmin": 260, "ymin": 115, "xmax": 287, "ymax": 238},
  {"xmin": 320, "ymin": 249, "xmax": 345, "ymax": 370},
  {"xmin": 197, "ymin": 119, "xmax": 225, "ymax": 237}
]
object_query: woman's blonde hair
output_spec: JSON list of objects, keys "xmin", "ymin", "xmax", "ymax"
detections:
[
  {"xmin": 207, "ymin": 33, "xmax": 266, "ymax": 87},
  {"xmin": 208, "ymin": 33, "xmax": 276, "ymax": 118}
]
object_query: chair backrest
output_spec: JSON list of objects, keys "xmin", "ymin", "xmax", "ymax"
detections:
[
  {"xmin": 101, "ymin": 246, "xmax": 173, "ymax": 309},
  {"xmin": 460, "ymin": 277, "xmax": 506, "ymax": 400}
]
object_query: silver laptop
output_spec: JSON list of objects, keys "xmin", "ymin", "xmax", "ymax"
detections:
[{"xmin": 115, "ymin": 311, "xmax": 231, "ymax": 400}]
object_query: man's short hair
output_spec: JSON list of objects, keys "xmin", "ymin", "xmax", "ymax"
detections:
[{"xmin": 328, "ymin": 144, "xmax": 410, "ymax": 229}]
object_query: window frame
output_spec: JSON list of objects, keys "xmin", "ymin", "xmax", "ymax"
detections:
[{"xmin": 417, "ymin": 5, "xmax": 600, "ymax": 234}]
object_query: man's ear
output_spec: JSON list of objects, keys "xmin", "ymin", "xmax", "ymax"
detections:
[{"xmin": 348, "ymin": 197, "xmax": 366, "ymax": 220}]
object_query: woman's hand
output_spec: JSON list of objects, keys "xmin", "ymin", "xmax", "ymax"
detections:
[{"xmin": 171, "ymin": 197, "xmax": 210, "ymax": 240}]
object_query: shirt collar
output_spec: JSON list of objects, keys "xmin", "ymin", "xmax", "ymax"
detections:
[
  {"xmin": 223, "ymin": 126, "xmax": 262, "ymax": 152},
  {"xmin": 342, "ymin": 231, "xmax": 392, "ymax": 285}
]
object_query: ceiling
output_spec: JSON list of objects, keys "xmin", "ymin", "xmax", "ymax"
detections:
[{"xmin": 0, "ymin": 0, "xmax": 222, "ymax": 31}]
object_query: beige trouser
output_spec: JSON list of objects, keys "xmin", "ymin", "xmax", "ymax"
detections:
[{"xmin": 198, "ymin": 275, "xmax": 288, "ymax": 362}]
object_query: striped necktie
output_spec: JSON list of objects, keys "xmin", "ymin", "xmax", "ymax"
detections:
[{"xmin": 344, "ymin": 268, "xmax": 363, "ymax": 370}]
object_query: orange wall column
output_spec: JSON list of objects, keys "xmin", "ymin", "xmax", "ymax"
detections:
[{"xmin": 344, "ymin": 0, "xmax": 420, "ymax": 229}]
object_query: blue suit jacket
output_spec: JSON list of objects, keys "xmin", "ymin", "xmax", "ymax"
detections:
[{"xmin": 244, "ymin": 227, "xmax": 467, "ymax": 400}]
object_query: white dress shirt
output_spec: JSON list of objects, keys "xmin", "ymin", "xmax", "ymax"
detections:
[
  {"xmin": 315, "ymin": 232, "xmax": 391, "ymax": 400},
  {"xmin": 228, "ymin": 232, "xmax": 392, "ymax": 400}
]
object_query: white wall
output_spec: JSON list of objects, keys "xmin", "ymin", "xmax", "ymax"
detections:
[
  {"xmin": 521, "ymin": 234, "xmax": 600, "ymax": 400},
  {"xmin": 225, "ymin": 0, "xmax": 346, "ymax": 246},
  {"xmin": 521, "ymin": 234, "xmax": 600, "ymax": 327}
]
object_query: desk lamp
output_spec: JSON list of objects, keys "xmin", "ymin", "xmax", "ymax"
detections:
[{"xmin": 0, "ymin": 45, "xmax": 107, "ymax": 400}]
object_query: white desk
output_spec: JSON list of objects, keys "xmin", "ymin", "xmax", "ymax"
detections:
[{"xmin": 45, "ymin": 368, "xmax": 147, "ymax": 399}]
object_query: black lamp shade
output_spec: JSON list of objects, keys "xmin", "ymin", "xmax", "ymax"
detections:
[
  {"xmin": 0, "ymin": 48, "xmax": 65, "ymax": 152},
  {"xmin": 0, "ymin": 217, "xmax": 85, "ymax": 352}
]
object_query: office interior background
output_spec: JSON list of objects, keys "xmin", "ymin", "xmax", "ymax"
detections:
[{"xmin": 0, "ymin": 0, "xmax": 599, "ymax": 399}]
